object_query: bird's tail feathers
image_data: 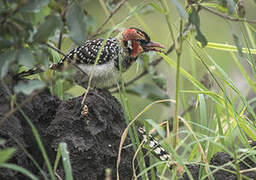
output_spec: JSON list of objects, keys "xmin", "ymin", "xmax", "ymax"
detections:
[{"xmin": 13, "ymin": 68, "xmax": 44, "ymax": 80}]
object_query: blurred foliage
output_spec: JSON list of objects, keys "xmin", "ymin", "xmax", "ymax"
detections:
[
  {"xmin": 0, "ymin": 0, "xmax": 95, "ymax": 98},
  {"xmin": 1, "ymin": 0, "xmax": 256, "ymax": 179}
]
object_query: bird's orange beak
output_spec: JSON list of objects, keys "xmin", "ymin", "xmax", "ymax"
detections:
[{"xmin": 144, "ymin": 41, "xmax": 165, "ymax": 52}]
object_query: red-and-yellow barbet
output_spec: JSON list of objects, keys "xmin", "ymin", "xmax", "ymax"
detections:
[{"xmin": 14, "ymin": 28, "xmax": 164, "ymax": 87}]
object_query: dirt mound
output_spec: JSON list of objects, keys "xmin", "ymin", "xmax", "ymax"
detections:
[
  {"xmin": 0, "ymin": 82, "xmax": 133, "ymax": 179},
  {"xmin": 180, "ymin": 148, "xmax": 256, "ymax": 180}
]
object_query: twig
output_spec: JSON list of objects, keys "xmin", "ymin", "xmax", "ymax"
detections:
[
  {"xmin": 199, "ymin": 5, "xmax": 256, "ymax": 24},
  {"xmin": 58, "ymin": 2, "xmax": 72, "ymax": 49},
  {"xmin": 90, "ymin": 0, "xmax": 128, "ymax": 39},
  {"xmin": 98, "ymin": 0, "xmax": 115, "ymax": 26},
  {"xmin": 132, "ymin": 135, "xmax": 146, "ymax": 179}
]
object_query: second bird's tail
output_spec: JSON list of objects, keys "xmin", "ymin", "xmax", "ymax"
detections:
[{"xmin": 13, "ymin": 68, "xmax": 44, "ymax": 80}]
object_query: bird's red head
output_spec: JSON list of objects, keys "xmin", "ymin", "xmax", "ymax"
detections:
[{"xmin": 122, "ymin": 28, "xmax": 164, "ymax": 58}]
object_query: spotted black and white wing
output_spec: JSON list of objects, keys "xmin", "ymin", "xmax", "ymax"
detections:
[{"xmin": 55, "ymin": 38, "xmax": 119, "ymax": 68}]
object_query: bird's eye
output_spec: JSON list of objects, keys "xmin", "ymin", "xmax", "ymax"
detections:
[{"xmin": 138, "ymin": 39, "xmax": 147, "ymax": 45}]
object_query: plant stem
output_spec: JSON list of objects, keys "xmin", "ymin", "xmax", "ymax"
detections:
[
  {"xmin": 173, "ymin": 19, "xmax": 183, "ymax": 148},
  {"xmin": 159, "ymin": 0, "xmax": 176, "ymax": 48},
  {"xmin": 159, "ymin": 0, "xmax": 177, "ymax": 148},
  {"xmin": 159, "ymin": 0, "xmax": 184, "ymax": 149}
]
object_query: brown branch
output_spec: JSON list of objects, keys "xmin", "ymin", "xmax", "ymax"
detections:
[
  {"xmin": 99, "ymin": 0, "xmax": 115, "ymax": 26},
  {"xmin": 58, "ymin": 2, "xmax": 72, "ymax": 49},
  {"xmin": 90, "ymin": 0, "xmax": 128, "ymax": 39},
  {"xmin": 199, "ymin": 5, "xmax": 256, "ymax": 24}
]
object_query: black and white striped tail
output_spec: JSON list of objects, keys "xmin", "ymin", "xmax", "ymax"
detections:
[
  {"xmin": 13, "ymin": 68, "xmax": 43, "ymax": 80},
  {"xmin": 138, "ymin": 127, "xmax": 175, "ymax": 169}
]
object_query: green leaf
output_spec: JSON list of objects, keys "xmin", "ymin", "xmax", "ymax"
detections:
[
  {"xmin": 66, "ymin": 85, "xmax": 85, "ymax": 97},
  {"xmin": 1, "ymin": 163, "xmax": 38, "ymax": 180},
  {"xmin": 20, "ymin": 0, "xmax": 50, "ymax": 12},
  {"xmin": 195, "ymin": 29, "xmax": 207, "ymax": 47},
  {"xmin": 232, "ymin": 33, "xmax": 243, "ymax": 57},
  {"xmin": 0, "ymin": 148, "xmax": 16, "ymax": 166},
  {"xmin": 14, "ymin": 80, "xmax": 45, "ymax": 95},
  {"xmin": 189, "ymin": 7, "xmax": 207, "ymax": 47},
  {"xmin": 34, "ymin": 15, "xmax": 63, "ymax": 42},
  {"xmin": 188, "ymin": 7, "xmax": 199, "ymax": 26},
  {"xmin": 0, "ymin": 50, "xmax": 16, "ymax": 78},
  {"xmin": 66, "ymin": 3, "xmax": 89, "ymax": 45},
  {"xmin": 60, "ymin": 143, "xmax": 73, "ymax": 180},
  {"xmin": 17, "ymin": 48, "xmax": 36, "ymax": 67}
]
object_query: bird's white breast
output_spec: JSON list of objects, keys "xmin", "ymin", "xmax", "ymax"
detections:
[{"xmin": 78, "ymin": 60, "xmax": 119, "ymax": 87}]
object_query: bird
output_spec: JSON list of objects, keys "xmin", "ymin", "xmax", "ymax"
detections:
[{"xmin": 14, "ymin": 28, "xmax": 164, "ymax": 88}]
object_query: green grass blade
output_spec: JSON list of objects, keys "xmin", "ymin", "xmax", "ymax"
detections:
[
  {"xmin": 10, "ymin": 137, "xmax": 49, "ymax": 179},
  {"xmin": 158, "ymin": 53, "xmax": 207, "ymax": 91},
  {"xmin": 203, "ymin": 42, "xmax": 256, "ymax": 54},
  {"xmin": 53, "ymin": 145, "xmax": 62, "ymax": 173},
  {"xmin": 198, "ymin": 94, "xmax": 207, "ymax": 137},
  {"xmin": 202, "ymin": 49, "xmax": 256, "ymax": 121},
  {"xmin": 60, "ymin": 143, "xmax": 73, "ymax": 180},
  {"xmin": 1, "ymin": 163, "xmax": 39, "ymax": 180},
  {"xmin": 21, "ymin": 111, "xmax": 55, "ymax": 180},
  {"xmin": 0, "ymin": 148, "xmax": 16, "ymax": 166}
]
